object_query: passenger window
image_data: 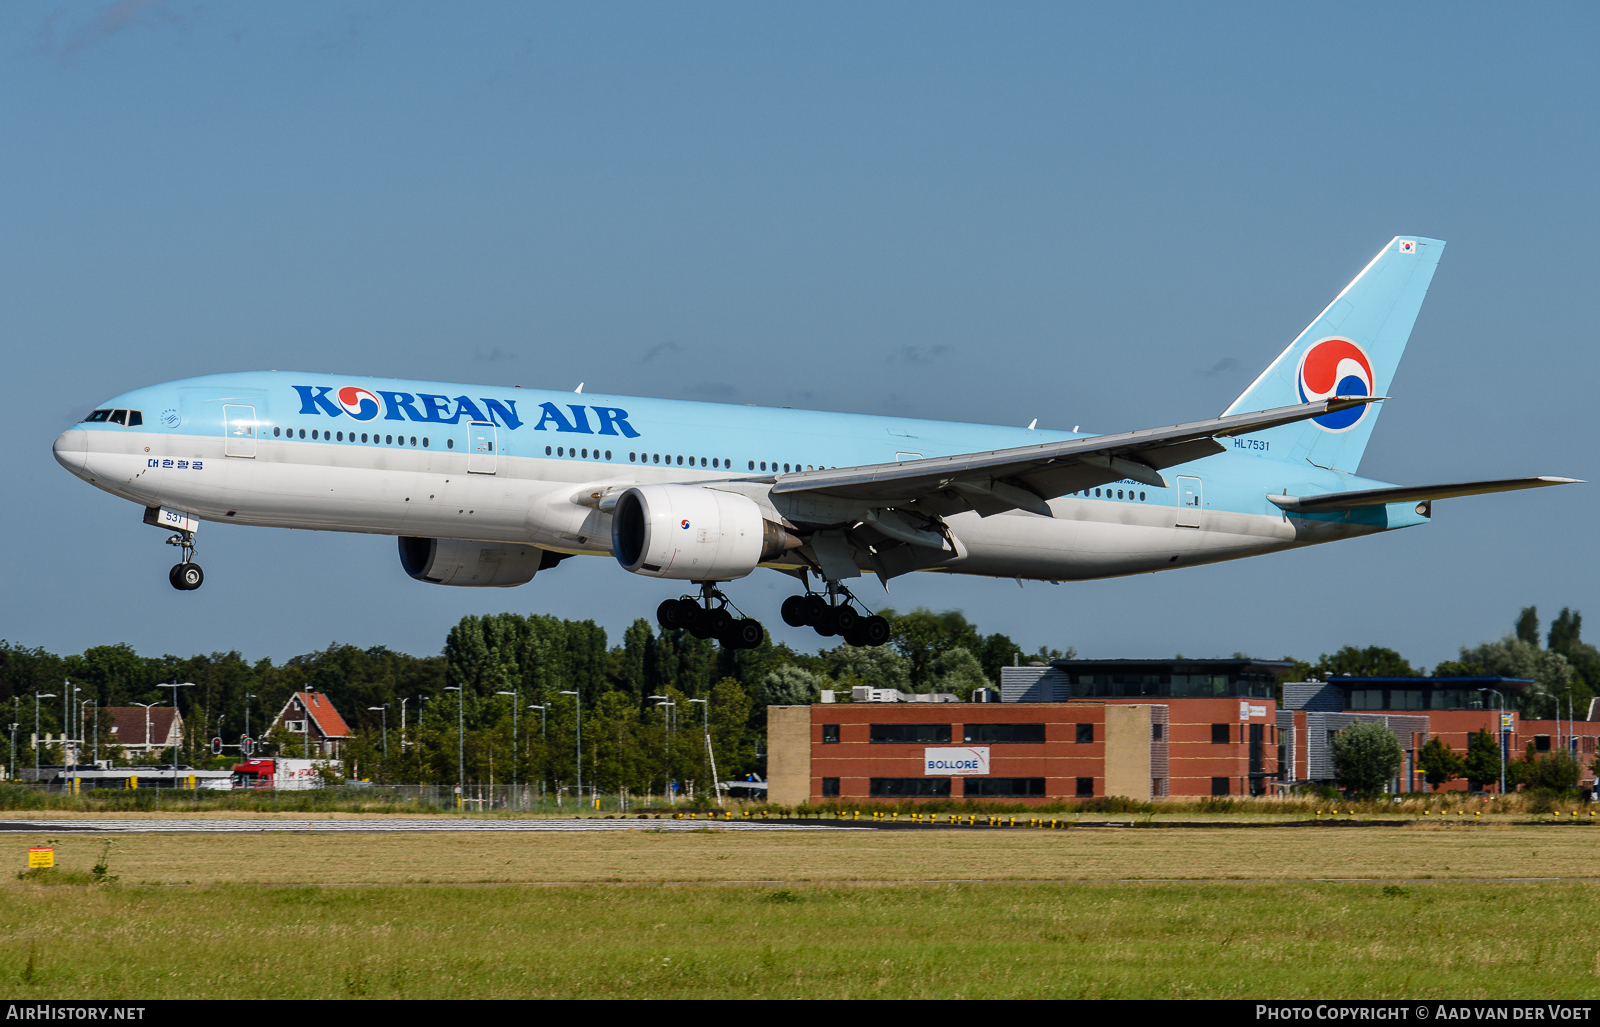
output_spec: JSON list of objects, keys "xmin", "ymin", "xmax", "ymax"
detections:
[
  {"xmin": 1094, "ymin": 488, "xmax": 1101, "ymax": 496},
  {"xmin": 558, "ymin": 447, "xmax": 564, "ymax": 457},
  {"xmin": 312, "ymin": 430, "xmax": 319, "ymax": 440},
  {"xmin": 629, "ymin": 452, "xmax": 637, "ymax": 462},
  {"xmin": 547, "ymin": 446, "xmax": 553, "ymax": 456},
  {"xmin": 273, "ymin": 427, "xmax": 281, "ymax": 437},
  {"xmin": 109, "ymin": 410, "xmax": 127, "ymax": 425},
  {"xmin": 760, "ymin": 462, "xmax": 766, "ymax": 471},
  {"xmin": 423, "ymin": 437, "xmax": 429, "ymax": 447},
  {"xmin": 1116, "ymin": 490, "xmax": 1123, "ymax": 499},
  {"xmin": 362, "ymin": 433, "xmax": 369, "ymax": 443},
  {"xmin": 582, "ymin": 449, "xmax": 588, "ymax": 459},
  {"xmin": 652, "ymin": 454, "xmax": 660, "ymax": 464},
  {"xmin": 676, "ymin": 455, "xmax": 683, "ymax": 465},
  {"xmin": 385, "ymin": 435, "xmax": 393, "ymax": 444},
  {"xmin": 748, "ymin": 461, "xmax": 755, "ymax": 470},
  {"xmin": 336, "ymin": 431, "xmax": 343, "ymax": 441},
  {"xmin": 1140, "ymin": 492, "xmax": 1146, "ymax": 501},
  {"xmin": 127, "ymin": 411, "xmax": 143, "ymax": 426},
  {"xmin": 299, "ymin": 429, "xmax": 306, "ymax": 439},
  {"xmin": 783, "ymin": 463, "xmax": 790, "ymax": 472},
  {"xmin": 410, "ymin": 437, "xmax": 417, "ymax": 446},
  {"xmin": 446, "ymin": 438, "xmax": 453, "ymax": 449},
  {"xmin": 604, "ymin": 450, "xmax": 611, "ymax": 460}
]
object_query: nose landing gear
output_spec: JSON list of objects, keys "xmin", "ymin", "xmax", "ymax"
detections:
[
  {"xmin": 657, "ymin": 583, "xmax": 765, "ymax": 649},
  {"xmin": 780, "ymin": 583, "xmax": 890, "ymax": 647},
  {"xmin": 166, "ymin": 530, "xmax": 203, "ymax": 591}
]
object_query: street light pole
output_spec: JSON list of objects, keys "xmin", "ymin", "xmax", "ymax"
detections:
[
  {"xmin": 651, "ymin": 696, "xmax": 675, "ymax": 804},
  {"xmin": 495, "ymin": 691, "xmax": 518, "ymax": 800},
  {"xmin": 157, "ymin": 683, "xmax": 194, "ymax": 763},
  {"xmin": 34, "ymin": 692, "xmax": 57, "ymax": 771},
  {"xmin": 559, "ymin": 689, "xmax": 581, "ymax": 806},
  {"xmin": 527, "ymin": 704, "xmax": 547, "ymax": 805},
  {"xmin": 368, "ymin": 705, "xmax": 389, "ymax": 760},
  {"xmin": 688, "ymin": 697, "xmax": 722, "ymax": 807},
  {"xmin": 444, "ymin": 687, "xmax": 464, "ymax": 806},
  {"xmin": 133, "ymin": 702, "xmax": 157, "ymax": 764}
]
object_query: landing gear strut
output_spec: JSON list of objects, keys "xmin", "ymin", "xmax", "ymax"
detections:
[
  {"xmin": 657, "ymin": 583, "xmax": 764, "ymax": 649},
  {"xmin": 166, "ymin": 531, "xmax": 203, "ymax": 591},
  {"xmin": 781, "ymin": 582, "xmax": 890, "ymax": 647}
]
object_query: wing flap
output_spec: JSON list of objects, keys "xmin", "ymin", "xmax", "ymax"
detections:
[
  {"xmin": 1267, "ymin": 476, "xmax": 1582, "ymax": 511},
  {"xmin": 770, "ymin": 396, "xmax": 1381, "ymax": 507}
]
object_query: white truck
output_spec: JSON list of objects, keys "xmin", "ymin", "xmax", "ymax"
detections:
[{"xmin": 229, "ymin": 757, "xmax": 342, "ymax": 791}]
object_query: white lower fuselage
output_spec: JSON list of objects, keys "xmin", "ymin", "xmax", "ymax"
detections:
[{"xmin": 54, "ymin": 422, "xmax": 1389, "ymax": 584}]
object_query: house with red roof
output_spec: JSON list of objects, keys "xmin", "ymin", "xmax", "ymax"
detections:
[
  {"xmin": 101, "ymin": 706, "xmax": 185, "ymax": 758},
  {"xmin": 267, "ymin": 692, "xmax": 353, "ymax": 758}
]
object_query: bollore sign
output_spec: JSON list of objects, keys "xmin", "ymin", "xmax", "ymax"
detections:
[{"xmin": 924, "ymin": 747, "xmax": 990, "ymax": 776}]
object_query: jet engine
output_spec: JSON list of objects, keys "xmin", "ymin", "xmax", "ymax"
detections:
[
  {"xmin": 611, "ymin": 484, "xmax": 801, "ymax": 580},
  {"xmin": 398, "ymin": 537, "xmax": 549, "ymax": 587}
]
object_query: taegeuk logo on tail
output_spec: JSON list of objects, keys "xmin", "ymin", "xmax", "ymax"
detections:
[{"xmin": 1297, "ymin": 337, "xmax": 1373, "ymax": 432}]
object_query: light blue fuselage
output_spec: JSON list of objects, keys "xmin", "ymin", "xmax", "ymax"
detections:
[{"xmin": 53, "ymin": 370, "xmax": 1425, "ymax": 584}]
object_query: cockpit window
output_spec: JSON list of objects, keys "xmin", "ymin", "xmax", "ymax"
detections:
[
  {"xmin": 108, "ymin": 410, "xmax": 127, "ymax": 425},
  {"xmin": 84, "ymin": 410, "xmax": 111, "ymax": 422},
  {"xmin": 127, "ymin": 410, "xmax": 143, "ymax": 426}
]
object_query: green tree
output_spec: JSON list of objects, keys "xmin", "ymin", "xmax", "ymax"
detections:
[
  {"xmin": 926, "ymin": 648, "xmax": 989, "ymax": 699},
  {"xmin": 709, "ymin": 678, "xmax": 755, "ymax": 780},
  {"xmin": 1463, "ymin": 729, "xmax": 1503, "ymax": 791},
  {"xmin": 1456, "ymin": 637, "xmax": 1572, "ymax": 719},
  {"xmin": 1516, "ymin": 606, "xmax": 1540, "ymax": 646},
  {"xmin": 1416, "ymin": 736, "xmax": 1464, "ymax": 791},
  {"xmin": 1312, "ymin": 646, "xmax": 1419, "ymax": 679},
  {"xmin": 821, "ymin": 644, "xmax": 911, "ymax": 692},
  {"xmin": 758, "ymin": 665, "xmax": 827, "ymax": 707},
  {"xmin": 1330, "ymin": 721, "xmax": 1402, "ymax": 798}
]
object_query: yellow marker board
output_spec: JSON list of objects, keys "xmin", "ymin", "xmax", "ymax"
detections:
[{"xmin": 28, "ymin": 847, "xmax": 53, "ymax": 869}]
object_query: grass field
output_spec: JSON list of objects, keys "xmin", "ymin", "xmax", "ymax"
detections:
[
  {"xmin": 4, "ymin": 824, "xmax": 1598, "ymax": 999},
  {"xmin": 3, "ymin": 879, "xmax": 1598, "ymax": 999},
  {"xmin": 5, "ymin": 822, "xmax": 1596, "ymax": 885}
]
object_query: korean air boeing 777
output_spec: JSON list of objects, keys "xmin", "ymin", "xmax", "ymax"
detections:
[{"xmin": 53, "ymin": 237, "xmax": 1577, "ymax": 649}]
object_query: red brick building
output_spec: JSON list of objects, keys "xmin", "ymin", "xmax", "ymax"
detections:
[{"xmin": 768, "ymin": 694, "xmax": 1279, "ymax": 806}]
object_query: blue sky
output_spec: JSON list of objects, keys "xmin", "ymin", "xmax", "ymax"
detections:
[{"xmin": 3, "ymin": 1, "xmax": 1596, "ymax": 668}]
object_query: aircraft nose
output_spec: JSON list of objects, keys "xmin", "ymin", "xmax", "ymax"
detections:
[{"xmin": 53, "ymin": 428, "xmax": 88, "ymax": 475}]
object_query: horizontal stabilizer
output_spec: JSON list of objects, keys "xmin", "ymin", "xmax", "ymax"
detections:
[{"xmin": 1267, "ymin": 476, "xmax": 1582, "ymax": 511}]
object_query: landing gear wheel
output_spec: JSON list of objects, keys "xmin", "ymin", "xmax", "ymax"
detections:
[
  {"xmin": 780, "ymin": 595, "xmax": 809, "ymax": 627},
  {"xmin": 801, "ymin": 594, "xmax": 829, "ymax": 626},
  {"xmin": 170, "ymin": 563, "xmax": 203, "ymax": 591},
  {"xmin": 859, "ymin": 615, "xmax": 891, "ymax": 647},
  {"xmin": 704, "ymin": 608, "xmax": 733, "ymax": 638},
  {"xmin": 683, "ymin": 604, "xmax": 712, "ymax": 639},
  {"xmin": 723, "ymin": 618, "xmax": 764, "ymax": 649},
  {"xmin": 656, "ymin": 599, "xmax": 683, "ymax": 630},
  {"xmin": 830, "ymin": 605, "xmax": 859, "ymax": 635}
]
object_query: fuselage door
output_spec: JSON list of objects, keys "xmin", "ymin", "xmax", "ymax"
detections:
[
  {"xmin": 1176, "ymin": 476, "xmax": 1202, "ymax": 527},
  {"xmin": 222, "ymin": 405, "xmax": 257, "ymax": 458},
  {"xmin": 468, "ymin": 421, "xmax": 496, "ymax": 474}
]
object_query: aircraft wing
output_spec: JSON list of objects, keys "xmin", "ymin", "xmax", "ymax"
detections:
[
  {"xmin": 763, "ymin": 396, "xmax": 1383, "ymax": 518},
  {"xmin": 1267, "ymin": 476, "xmax": 1582, "ymax": 511}
]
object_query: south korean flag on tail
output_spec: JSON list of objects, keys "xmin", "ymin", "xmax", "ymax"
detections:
[{"xmin": 1398, "ymin": 239, "xmax": 1417, "ymax": 254}]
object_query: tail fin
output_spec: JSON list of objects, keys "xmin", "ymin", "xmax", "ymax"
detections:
[{"xmin": 1224, "ymin": 236, "xmax": 1444, "ymax": 473}]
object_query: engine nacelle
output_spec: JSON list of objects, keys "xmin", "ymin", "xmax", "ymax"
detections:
[
  {"xmin": 398, "ymin": 537, "xmax": 546, "ymax": 587},
  {"xmin": 611, "ymin": 484, "xmax": 800, "ymax": 580}
]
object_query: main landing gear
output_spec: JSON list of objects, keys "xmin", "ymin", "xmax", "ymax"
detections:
[
  {"xmin": 166, "ymin": 530, "xmax": 203, "ymax": 591},
  {"xmin": 780, "ymin": 584, "xmax": 890, "ymax": 647},
  {"xmin": 657, "ymin": 584, "xmax": 765, "ymax": 649}
]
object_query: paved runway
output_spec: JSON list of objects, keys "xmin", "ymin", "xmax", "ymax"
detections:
[{"xmin": 0, "ymin": 818, "xmax": 874, "ymax": 834}]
